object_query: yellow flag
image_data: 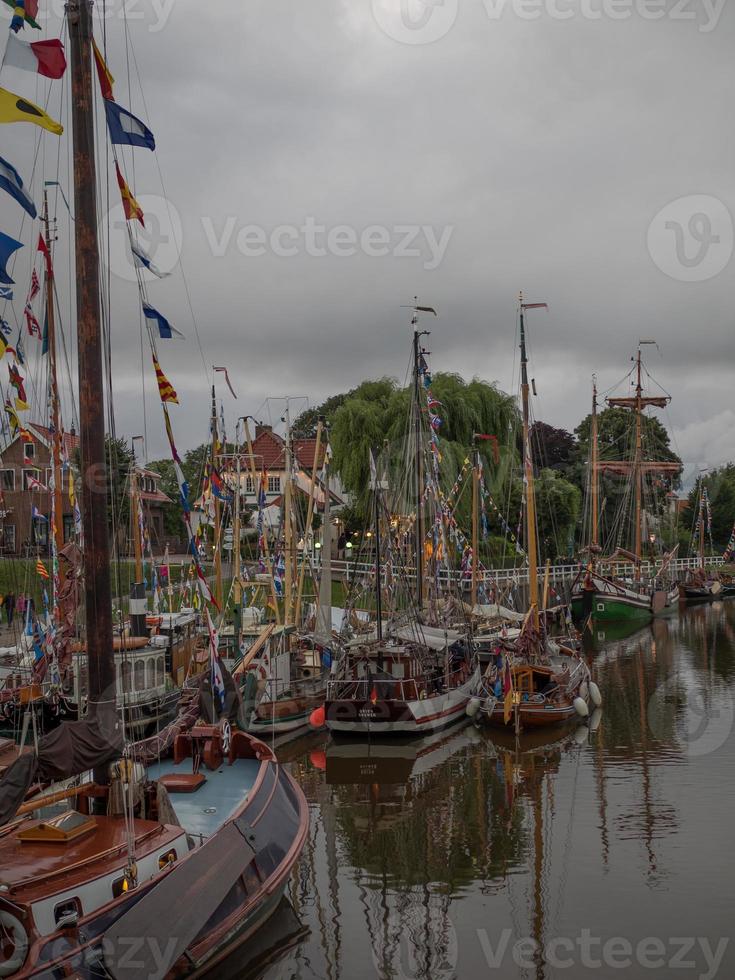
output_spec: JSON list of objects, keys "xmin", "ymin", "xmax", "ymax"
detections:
[
  {"xmin": 503, "ymin": 688, "xmax": 513, "ymax": 725},
  {"xmin": 0, "ymin": 87, "xmax": 63, "ymax": 135},
  {"xmin": 14, "ymin": 397, "xmax": 29, "ymax": 412}
]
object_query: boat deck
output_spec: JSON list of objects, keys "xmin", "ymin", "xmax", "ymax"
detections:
[{"xmin": 146, "ymin": 757, "xmax": 261, "ymax": 839}]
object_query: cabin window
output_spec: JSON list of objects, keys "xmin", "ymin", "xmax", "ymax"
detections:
[
  {"xmin": 121, "ymin": 660, "xmax": 131, "ymax": 694},
  {"xmin": 54, "ymin": 897, "xmax": 82, "ymax": 925},
  {"xmin": 146, "ymin": 659, "xmax": 155, "ymax": 688},
  {"xmin": 23, "ymin": 442, "xmax": 35, "ymax": 461},
  {"xmin": 134, "ymin": 659, "xmax": 145, "ymax": 692},
  {"xmin": 0, "ymin": 469, "xmax": 14, "ymax": 491},
  {"xmin": 156, "ymin": 657, "xmax": 165, "ymax": 685},
  {"xmin": 267, "ymin": 475, "xmax": 281, "ymax": 493},
  {"xmin": 158, "ymin": 848, "xmax": 177, "ymax": 869}
]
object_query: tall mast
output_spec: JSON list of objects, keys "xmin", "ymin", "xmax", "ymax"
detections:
[
  {"xmin": 413, "ymin": 319, "xmax": 424, "ymax": 610},
  {"xmin": 371, "ymin": 451, "xmax": 383, "ymax": 644},
  {"xmin": 633, "ymin": 349, "xmax": 643, "ymax": 565},
  {"xmin": 68, "ymin": 0, "xmax": 114, "ymax": 713},
  {"xmin": 211, "ymin": 383, "xmax": 222, "ymax": 610},
  {"xmin": 698, "ymin": 480, "xmax": 705, "ymax": 569},
  {"xmin": 283, "ymin": 405, "xmax": 294, "ymax": 626},
  {"xmin": 243, "ymin": 416, "xmax": 281, "ymax": 624},
  {"xmin": 316, "ymin": 446, "xmax": 332, "ymax": 641},
  {"xmin": 590, "ymin": 378, "xmax": 599, "ymax": 550},
  {"xmin": 519, "ymin": 293, "xmax": 540, "ymax": 628},
  {"xmin": 471, "ymin": 447, "xmax": 480, "ymax": 609},
  {"xmin": 41, "ymin": 191, "xmax": 64, "ymax": 570}
]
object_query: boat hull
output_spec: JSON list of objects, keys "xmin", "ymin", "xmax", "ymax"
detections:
[{"xmin": 326, "ymin": 668, "xmax": 480, "ymax": 736}]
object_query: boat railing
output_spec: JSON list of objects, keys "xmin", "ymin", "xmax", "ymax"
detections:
[{"xmin": 327, "ymin": 661, "xmax": 472, "ymax": 703}]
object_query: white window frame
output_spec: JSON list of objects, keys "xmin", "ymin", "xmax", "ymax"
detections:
[
  {"xmin": 267, "ymin": 475, "xmax": 281, "ymax": 494},
  {"xmin": 23, "ymin": 467, "xmax": 42, "ymax": 490},
  {"xmin": 0, "ymin": 469, "xmax": 15, "ymax": 491},
  {"xmin": 23, "ymin": 441, "xmax": 35, "ymax": 461}
]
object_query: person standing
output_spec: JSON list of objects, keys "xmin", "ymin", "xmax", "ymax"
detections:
[{"xmin": 5, "ymin": 591, "xmax": 15, "ymax": 626}]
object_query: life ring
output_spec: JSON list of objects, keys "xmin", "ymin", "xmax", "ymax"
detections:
[{"xmin": 0, "ymin": 911, "xmax": 28, "ymax": 977}]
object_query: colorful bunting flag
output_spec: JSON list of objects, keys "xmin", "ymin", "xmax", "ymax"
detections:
[
  {"xmin": 0, "ymin": 87, "xmax": 63, "ymax": 134},
  {"xmin": 131, "ymin": 238, "xmax": 169, "ymax": 277},
  {"xmin": 92, "ymin": 38, "xmax": 115, "ymax": 100},
  {"xmin": 0, "ymin": 155, "xmax": 36, "ymax": 218},
  {"xmin": 8, "ymin": 363, "xmax": 28, "ymax": 410},
  {"xmin": 152, "ymin": 354, "xmax": 178, "ymax": 403},
  {"xmin": 24, "ymin": 303, "xmax": 40, "ymax": 337},
  {"xmin": 0, "ymin": 231, "xmax": 23, "ymax": 285},
  {"xmin": 114, "ymin": 161, "xmax": 144, "ymax": 225},
  {"xmin": 143, "ymin": 302, "xmax": 183, "ymax": 339},
  {"xmin": 0, "ymin": 287, "xmax": 12, "ymax": 300},
  {"xmin": 28, "ymin": 267, "xmax": 39, "ymax": 301},
  {"xmin": 104, "ymin": 100, "xmax": 155, "ymax": 150},
  {"xmin": 3, "ymin": 34, "xmax": 66, "ymax": 79},
  {"xmin": 31, "ymin": 504, "xmax": 47, "ymax": 522},
  {"xmin": 35, "ymin": 558, "xmax": 49, "ymax": 579}
]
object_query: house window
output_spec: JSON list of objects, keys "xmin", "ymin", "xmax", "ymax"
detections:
[
  {"xmin": 2, "ymin": 525, "xmax": 15, "ymax": 552},
  {"xmin": 23, "ymin": 468, "xmax": 42, "ymax": 490},
  {"xmin": 0, "ymin": 469, "xmax": 14, "ymax": 491},
  {"xmin": 33, "ymin": 518, "xmax": 48, "ymax": 548},
  {"xmin": 267, "ymin": 475, "xmax": 281, "ymax": 494},
  {"xmin": 245, "ymin": 476, "xmax": 255, "ymax": 495},
  {"xmin": 23, "ymin": 442, "xmax": 35, "ymax": 461}
]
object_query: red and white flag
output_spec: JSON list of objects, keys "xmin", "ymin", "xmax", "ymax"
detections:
[
  {"xmin": 24, "ymin": 304, "xmax": 40, "ymax": 338},
  {"xmin": 28, "ymin": 268, "xmax": 40, "ymax": 302},
  {"xmin": 3, "ymin": 34, "xmax": 66, "ymax": 80},
  {"xmin": 27, "ymin": 475, "xmax": 48, "ymax": 492}
]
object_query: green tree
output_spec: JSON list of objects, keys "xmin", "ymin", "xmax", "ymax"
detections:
[{"xmin": 685, "ymin": 465, "xmax": 735, "ymax": 552}]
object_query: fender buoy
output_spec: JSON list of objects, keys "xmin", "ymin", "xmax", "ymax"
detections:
[
  {"xmin": 220, "ymin": 719, "xmax": 232, "ymax": 755},
  {"xmin": 466, "ymin": 697, "xmax": 481, "ymax": 718},
  {"xmin": 589, "ymin": 682, "xmax": 602, "ymax": 708},
  {"xmin": 573, "ymin": 696, "xmax": 589, "ymax": 718},
  {"xmin": 0, "ymin": 911, "xmax": 28, "ymax": 977},
  {"xmin": 579, "ymin": 680, "xmax": 589, "ymax": 701},
  {"xmin": 309, "ymin": 706, "xmax": 325, "ymax": 729}
]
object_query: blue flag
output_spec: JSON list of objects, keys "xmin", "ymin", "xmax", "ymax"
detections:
[
  {"xmin": 104, "ymin": 101, "xmax": 155, "ymax": 150},
  {"xmin": 0, "ymin": 319, "xmax": 11, "ymax": 336},
  {"xmin": 131, "ymin": 239, "xmax": 170, "ymax": 278},
  {"xmin": 0, "ymin": 287, "xmax": 13, "ymax": 300},
  {"xmin": 142, "ymin": 302, "xmax": 184, "ymax": 339},
  {"xmin": 0, "ymin": 156, "xmax": 36, "ymax": 219},
  {"xmin": 0, "ymin": 231, "xmax": 23, "ymax": 285}
]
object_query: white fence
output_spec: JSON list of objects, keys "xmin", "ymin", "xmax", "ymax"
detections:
[{"xmin": 323, "ymin": 556, "xmax": 725, "ymax": 589}]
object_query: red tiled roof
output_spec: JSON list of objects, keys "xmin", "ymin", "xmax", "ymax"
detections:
[
  {"xmin": 27, "ymin": 423, "xmax": 80, "ymax": 456},
  {"xmin": 250, "ymin": 430, "xmax": 325, "ymax": 472}
]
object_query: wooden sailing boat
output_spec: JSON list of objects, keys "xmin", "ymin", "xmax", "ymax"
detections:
[
  {"xmin": 474, "ymin": 296, "xmax": 596, "ymax": 730},
  {"xmin": 325, "ymin": 305, "xmax": 480, "ymax": 736},
  {"xmin": 571, "ymin": 343, "xmax": 680, "ymax": 623},
  {"xmin": 678, "ymin": 478, "xmax": 723, "ymax": 603},
  {"xmin": 0, "ymin": 7, "xmax": 307, "ymax": 976}
]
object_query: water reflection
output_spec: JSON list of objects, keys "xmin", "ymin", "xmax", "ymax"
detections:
[{"xmin": 225, "ymin": 602, "xmax": 735, "ymax": 979}]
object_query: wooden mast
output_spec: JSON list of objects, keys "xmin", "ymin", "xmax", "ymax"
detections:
[
  {"xmin": 413, "ymin": 317, "xmax": 426, "ymax": 610},
  {"xmin": 41, "ymin": 191, "xmax": 64, "ymax": 572},
  {"xmin": 68, "ymin": 0, "xmax": 114, "ymax": 715},
  {"xmin": 471, "ymin": 447, "xmax": 480, "ymax": 609},
  {"xmin": 211, "ymin": 383, "xmax": 223, "ymax": 610},
  {"xmin": 243, "ymin": 417, "xmax": 281, "ymax": 624},
  {"xmin": 590, "ymin": 377, "xmax": 599, "ymax": 550},
  {"xmin": 130, "ymin": 463, "xmax": 143, "ymax": 583},
  {"xmin": 294, "ymin": 417, "xmax": 324, "ymax": 625},
  {"xmin": 633, "ymin": 348, "xmax": 643, "ymax": 565},
  {"xmin": 283, "ymin": 406, "xmax": 294, "ymax": 626},
  {"xmin": 698, "ymin": 479, "xmax": 706, "ymax": 569},
  {"xmin": 519, "ymin": 293, "xmax": 540, "ymax": 629}
]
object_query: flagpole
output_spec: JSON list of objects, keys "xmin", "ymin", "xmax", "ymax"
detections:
[
  {"xmin": 211, "ymin": 383, "xmax": 223, "ymax": 611},
  {"xmin": 41, "ymin": 190, "xmax": 65, "ymax": 610}
]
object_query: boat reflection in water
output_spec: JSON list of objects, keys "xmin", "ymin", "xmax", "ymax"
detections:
[{"xmin": 262, "ymin": 602, "xmax": 734, "ymax": 979}]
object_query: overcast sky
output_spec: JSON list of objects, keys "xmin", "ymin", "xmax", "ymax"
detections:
[{"xmin": 0, "ymin": 0, "xmax": 732, "ymax": 485}]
